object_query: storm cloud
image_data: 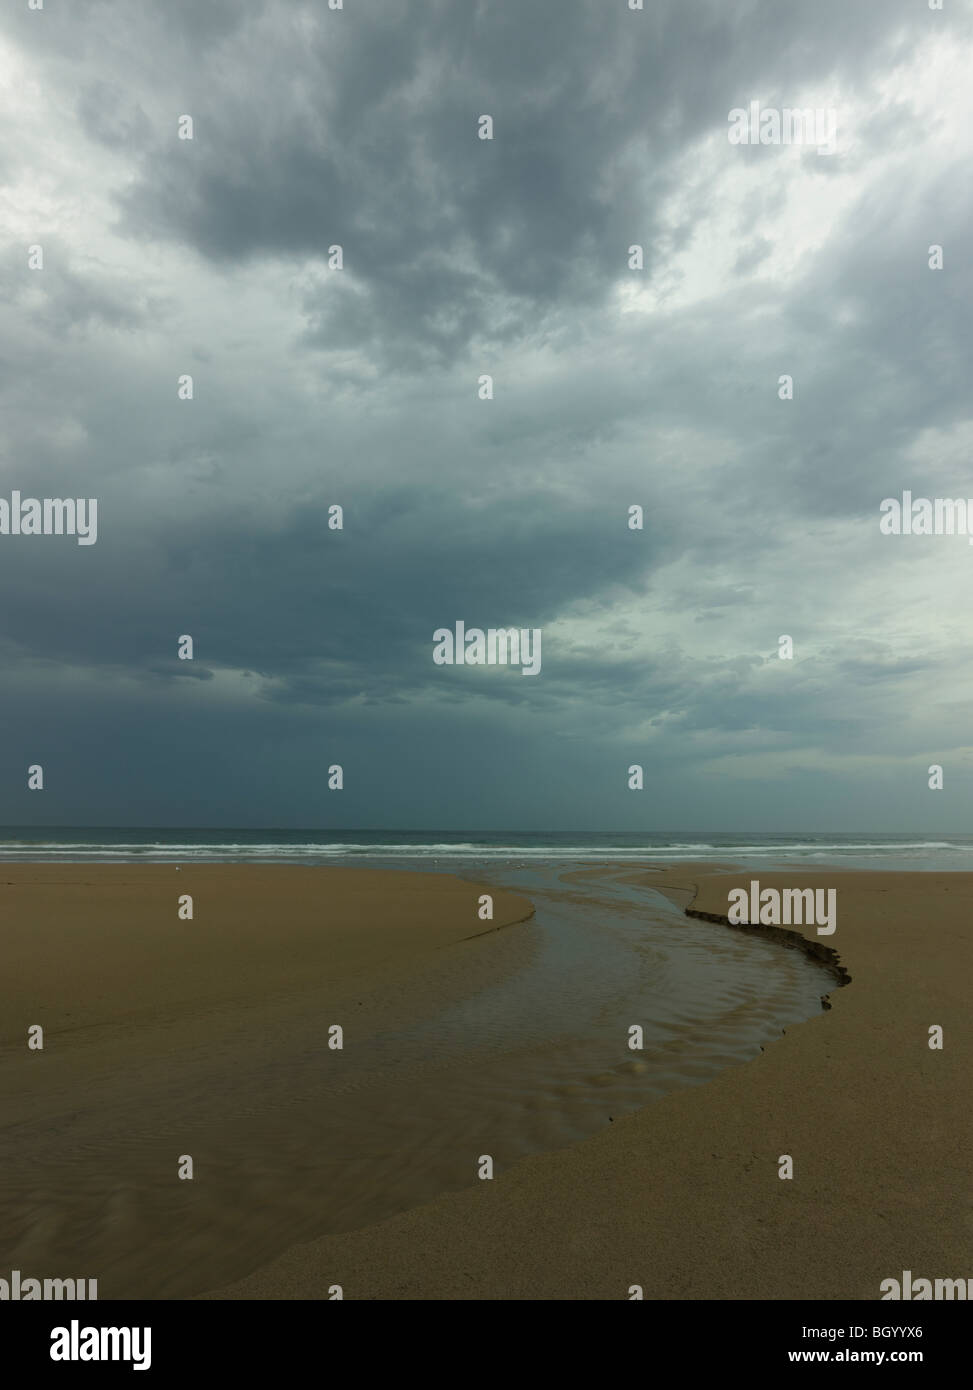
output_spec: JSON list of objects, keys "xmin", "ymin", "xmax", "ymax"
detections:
[{"xmin": 1, "ymin": 0, "xmax": 971, "ymax": 830}]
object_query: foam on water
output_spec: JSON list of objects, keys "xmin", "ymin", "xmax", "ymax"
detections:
[{"xmin": 0, "ymin": 827, "xmax": 969, "ymax": 869}]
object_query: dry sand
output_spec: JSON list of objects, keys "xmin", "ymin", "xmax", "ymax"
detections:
[
  {"xmin": 3, "ymin": 863, "xmax": 970, "ymax": 1300},
  {"xmin": 200, "ymin": 865, "xmax": 972, "ymax": 1300}
]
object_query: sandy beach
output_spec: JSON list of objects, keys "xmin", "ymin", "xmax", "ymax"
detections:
[
  {"xmin": 2, "ymin": 862, "xmax": 970, "ymax": 1300},
  {"xmin": 202, "ymin": 865, "xmax": 971, "ymax": 1300},
  {"xmin": 0, "ymin": 864, "xmax": 536, "ymax": 1297}
]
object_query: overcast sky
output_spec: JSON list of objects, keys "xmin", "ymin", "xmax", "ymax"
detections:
[{"xmin": 1, "ymin": 0, "xmax": 972, "ymax": 832}]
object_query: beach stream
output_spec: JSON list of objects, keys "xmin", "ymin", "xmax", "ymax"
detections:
[{"xmin": 1, "ymin": 861, "xmax": 839, "ymax": 1297}]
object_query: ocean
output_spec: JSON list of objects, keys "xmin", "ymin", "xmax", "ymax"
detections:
[{"xmin": 0, "ymin": 827, "xmax": 969, "ymax": 869}]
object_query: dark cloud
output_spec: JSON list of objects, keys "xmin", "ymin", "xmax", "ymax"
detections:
[
  {"xmin": 103, "ymin": 0, "xmax": 936, "ymax": 361},
  {"xmin": 0, "ymin": 0, "xmax": 971, "ymax": 828}
]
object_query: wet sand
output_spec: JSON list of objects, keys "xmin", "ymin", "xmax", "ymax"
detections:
[
  {"xmin": 3, "ymin": 863, "xmax": 970, "ymax": 1299},
  {"xmin": 3, "ymin": 860, "xmax": 836, "ymax": 1298},
  {"xmin": 201, "ymin": 865, "xmax": 972, "ymax": 1300},
  {"xmin": 0, "ymin": 864, "xmax": 536, "ymax": 1297}
]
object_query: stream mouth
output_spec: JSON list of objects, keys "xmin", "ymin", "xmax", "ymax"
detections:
[
  {"xmin": 401, "ymin": 859, "xmax": 841, "ymax": 1110},
  {"xmin": 2, "ymin": 860, "xmax": 840, "ymax": 1298}
]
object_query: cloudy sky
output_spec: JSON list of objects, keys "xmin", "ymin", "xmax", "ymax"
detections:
[{"xmin": 1, "ymin": 0, "xmax": 972, "ymax": 832}]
